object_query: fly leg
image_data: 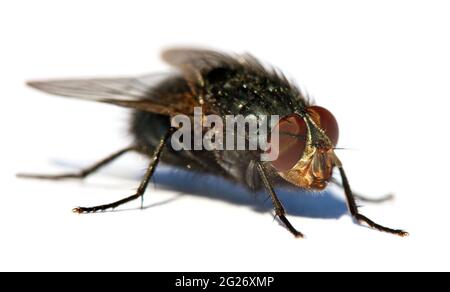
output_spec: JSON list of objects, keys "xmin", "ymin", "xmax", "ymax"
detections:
[
  {"xmin": 353, "ymin": 193, "xmax": 394, "ymax": 203},
  {"xmin": 73, "ymin": 128, "xmax": 175, "ymax": 213},
  {"xmin": 331, "ymin": 178, "xmax": 394, "ymax": 203},
  {"xmin": 17, "ymin": 146, "xmax": 138, "ymax": 180},
  {"xmin": 256, "ymin": 161, "xmax": 304, "ymax": 238},
  {"xmin": 338, "ymin": 166, "xmax": 408, "ymax": 237}
]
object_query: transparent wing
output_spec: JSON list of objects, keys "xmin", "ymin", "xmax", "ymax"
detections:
[
  {"xmin": 162, "ymin": 47, "xmax": 268, "ymax": 72},
  {"xmin": 26, "ymin": 73, "xmax": 199, "ymax": 116},
  {"xmin": 161, "ymin": 48, "xmax": 272, "ymax": 90},
  {"xmin": 27, "ymin": 73, "xmax": 170, "ymax": 100},
  {"xmin": 162, "ymin": 48, "xmax": 241, "ymax": 71}
]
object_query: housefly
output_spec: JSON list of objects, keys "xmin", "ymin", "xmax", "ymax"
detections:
[{"xmin": 18, "ymin": 48, "xmax": 408, "ymax": 238}]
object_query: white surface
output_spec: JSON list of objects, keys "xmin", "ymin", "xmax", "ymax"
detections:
[{"xmin": 1, "ymin": 0, "xmax": 449, "ymax": 272}]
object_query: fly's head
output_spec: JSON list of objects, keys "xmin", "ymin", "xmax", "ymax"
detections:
[{"xmin": 268, "ymin": 106, "xmax": 340, "ymax": 190}]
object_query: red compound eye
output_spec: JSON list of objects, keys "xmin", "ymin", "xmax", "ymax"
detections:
[
  {"xmin": 269, "ymin": 114, "xmax": 307, "ymax": 172},
  {"xmin": 307, "ymin": 106, "xmax": 339, "ymax": 146}
]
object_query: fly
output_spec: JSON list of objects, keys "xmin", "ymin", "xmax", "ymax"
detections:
[{"xmin": 17, "ymin": 48, "xmax": 408, "ymax": 238}]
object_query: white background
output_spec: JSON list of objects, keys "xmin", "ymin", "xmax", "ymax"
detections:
[{"xmin": 1, "ymin": 0, "xmax": 449, "ymax": 272}]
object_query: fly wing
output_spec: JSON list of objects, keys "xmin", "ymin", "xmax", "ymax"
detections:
[
  {"xmin": 162, "ymin": 47, "xmax": 269, "ymax": 73},
  {"xmin": 161, "ymin": 48, "xmax": 268, "ymax": 91},
  {"xmin": 26, "ymin": 73, "xmax": 201, "ymax": 116},
  {"xmin": 161, "ymin": 48, "xmax": 242, "ymax": 72}
]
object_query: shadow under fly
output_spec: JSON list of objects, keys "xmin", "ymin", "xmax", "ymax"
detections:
[{"xmin": 47, "ymin": 158, "xmax": 349, "ymax": 219}]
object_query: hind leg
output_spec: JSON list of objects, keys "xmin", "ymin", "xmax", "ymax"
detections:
[{"xmin": 17, "ymin": 146, "xmax": 138, "ymax": 180}]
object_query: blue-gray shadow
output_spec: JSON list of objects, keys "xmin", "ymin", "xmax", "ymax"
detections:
[
  {"xmin": 151, "ymin": 167, "xmax": 348, "ymax": 219},
  {"xmin": 51, "ymin": 159, "xmax": 348, "ymax": 219}
]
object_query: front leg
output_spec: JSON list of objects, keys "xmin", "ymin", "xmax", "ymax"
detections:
[
  {"xmin": 338, "ymin": 167, "xmax": 408, "ymax": 237},
  {"xmin": 255, "ymin": 161, "xmax": 304, "ymax": 238}
]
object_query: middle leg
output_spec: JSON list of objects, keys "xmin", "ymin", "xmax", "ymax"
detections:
[
  {"xmin": 331, "ymin": 178, "xmax": 394, "ymax": 203},
  {"xmin": 73, "ymin": 128, "xmax": 175, "ymax": 213}
]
